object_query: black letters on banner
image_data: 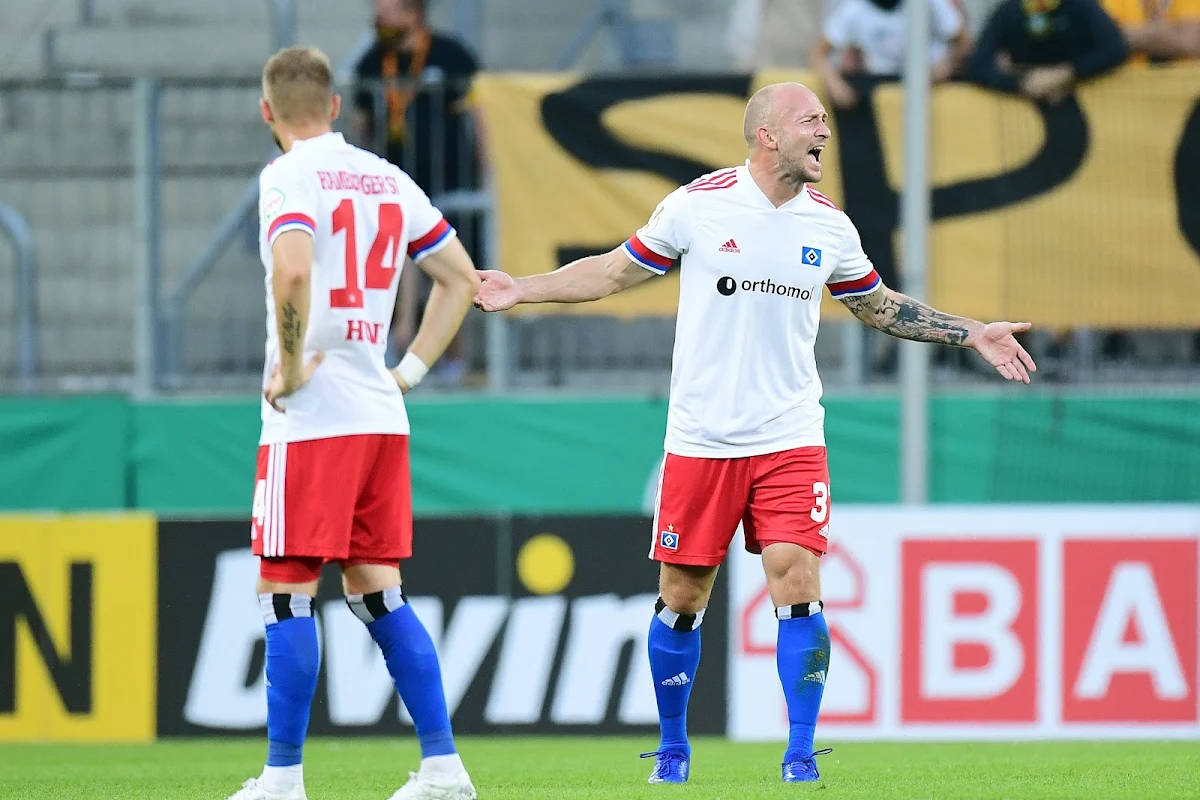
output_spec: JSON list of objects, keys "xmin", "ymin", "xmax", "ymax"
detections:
[
  {"xmin": 157, "ymin": 517, "xmax": 728, "ymax": 737},
  {"xmin": 0, "ymin": 562, "xmax": 93, "ymax": 714},
  {"xmin": 539, "ymin": 75, "xmax": 1117, "ymax": 293},
  {"xmin": 837, "ymin": 76, "xmax": 1089, "ymax": 290},
  {"xmin": 542, "ymin": 75, "xmax": 754, "ymax": 267},
  {"xmin": 1175, "ymin": 99, "xmax": 1200, "ymax": 262}
]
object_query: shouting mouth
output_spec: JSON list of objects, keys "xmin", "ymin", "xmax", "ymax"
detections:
[{"xmin": 807, "ymin": 145, "xmax": 824, "ymax": 170}]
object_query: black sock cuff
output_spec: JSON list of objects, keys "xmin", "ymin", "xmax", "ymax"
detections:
[
  {"xmin": 776, "ymin": 600, "xmax": 823, "ymax": 620},
  {"xmin": 655, "ymin": 596, "xmax": 705, "ymax": 632},
  {"xmin": 259, "ymin": 593, "xmax": 313, "ymax": 625},
  {"xmin": 346, "ymin": 585, "xmax": 407, "ymax": 624}
]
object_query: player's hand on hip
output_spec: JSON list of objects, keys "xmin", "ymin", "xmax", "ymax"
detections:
[
  {"xmin": 389, "ymin": 367, "xmax": 413, "ymax": 394},
  {"xmin": 969, "ymin": 322, "xmax": 1037, "ymax": 384},
  {"xmin": 264, "ymin": 352, "xmax": 324, "ymax": 412},
  {"xmin": 473, "ymin": 270, "xmax": 520, "ymax": 312}
]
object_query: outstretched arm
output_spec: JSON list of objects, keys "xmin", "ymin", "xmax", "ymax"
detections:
[
  {"xmin": 839, "ymin": 283, "xmax": 1037, "ymax": 383},
  {"xmin": 840, "ymin": 283, "xmax": 977, "ymax": 345},
  {"xmin": 474, "ymin": 246, "xmax": 656, "ymax": 311}
]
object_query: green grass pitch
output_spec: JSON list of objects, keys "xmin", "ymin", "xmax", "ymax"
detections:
[{"xmin": 1, "ymin": 737, "xmax": 1196, "ymax": 799}]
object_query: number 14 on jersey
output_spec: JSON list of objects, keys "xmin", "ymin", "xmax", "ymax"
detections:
[{"xmin": 329, "ymin": 198, "xmax": 405, "ymax": 309}]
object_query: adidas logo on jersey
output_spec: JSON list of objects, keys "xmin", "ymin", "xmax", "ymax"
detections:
[
  {"xmin": 661, "ymin": 672, "xmax": 691, "ymax": 687},
  {"xmin": 718, "ymin": 239, "xmax": 740, "ymax": 253},
  {"xmin": 803, "ymin": 670, "xmax": 827, "ymax": 685}
]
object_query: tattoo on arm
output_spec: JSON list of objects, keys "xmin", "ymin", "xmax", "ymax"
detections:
[
  {"xmin": 839, "ymin": 287, "xmax": 973, "ymax": 346},
  {"xmin": 280, "ymin": 302, "xmax": 302, "ymax": 355}
]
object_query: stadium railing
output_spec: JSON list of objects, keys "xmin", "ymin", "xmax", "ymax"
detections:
[
  {"xmin": 0, "ymin": 203, "xmax": 37, "ymax": 394},
  {"xmin": 2, "ymin": 72, "xmax": 1197, "ymax": 394}
]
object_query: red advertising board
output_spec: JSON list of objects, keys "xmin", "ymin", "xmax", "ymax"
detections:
[{"xmin": 729, "ymin": 508, "xmax": 1200, "ymax": 741}]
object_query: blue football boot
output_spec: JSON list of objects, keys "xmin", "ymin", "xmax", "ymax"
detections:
[
  {"xmin": 640, "ymin": 750, "xmax": 690, "ymax": 784},
  {"xmin": 782, "ymin": 747, "xmax": 833, "ymax": 783}
]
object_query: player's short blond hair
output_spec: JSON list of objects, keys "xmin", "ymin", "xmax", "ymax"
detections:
[{"xmin": 263, "ymin": 47, "xmax": 334, "ymax": 124}]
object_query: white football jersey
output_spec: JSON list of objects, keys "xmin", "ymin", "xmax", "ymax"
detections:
[
  {"xmin": 622, "ymin": 163, "xmax": 881, "ymax": 458},
  {"xmin": 823, "ymin": 0, "xmax": 964, "ymax": 76},
  {"xmin": 257, "ymin": 132, "xmax": 454, "ymax": 445}
]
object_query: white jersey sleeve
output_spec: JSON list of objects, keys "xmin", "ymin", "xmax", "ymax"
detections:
[
  {"xmin": 826, "ymin": 219, "xmax": 883, "ymax": 298},
  {"xmin": 822, "ymin": 0, "xmax": 862, "ymax": 49},
  {"xmin": 932, "ymin": 0, "xmax": 965, "ymax": 40},
  {"xmin": 259, "ymin": 159, "xmax": 319, "ymax": 246},
  {"xmin": 399, "ymin": 173, "xmax": 457, "ymax": 263},
  {"xmin": 622, "ymin": 186, "xmax": 692, "ymax": 274}
]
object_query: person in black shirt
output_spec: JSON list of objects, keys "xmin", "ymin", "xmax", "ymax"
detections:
[
  {"xmin": 353, "ymin": 0, "xmax": 487, "ymax": 385},
  {"xmin": 353, "ymin": 0, "xmax": 484, "ymax": 196},
  {"xmin": 968, "ymin": 0, "xmax": 1129, "ymax": 104}
]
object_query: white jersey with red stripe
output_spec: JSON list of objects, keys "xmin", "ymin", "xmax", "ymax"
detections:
[
  {"xmin": 622, "ymin": 163, "xmax": 881, "ymax": 457},
  {"xmin": 257, "ymin": 132, "xmax": 455, "ymax": 445}
]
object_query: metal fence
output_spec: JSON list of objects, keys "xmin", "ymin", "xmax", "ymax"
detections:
[{"xmin": 2, "ymin": 74, "xmax": 1198, "ymax": 395}]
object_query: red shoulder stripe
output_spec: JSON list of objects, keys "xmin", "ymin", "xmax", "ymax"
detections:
[
  {"xmin": 686, "ymin": 168, "xmax": 737, "ymax": 189},
  {"xmin": 807, "ymin": 187, "xmax": 840, "ymax": 210},
  {"xmin": 688, "ymin": 178, "xmax": 738, "ymax": 193},
  {"xmin": 687, "ymin": 173, "xmax": 738, "ymax": 193}
]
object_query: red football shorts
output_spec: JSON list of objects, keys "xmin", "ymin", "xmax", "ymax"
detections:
[
  {"xmin": 650, "ymin": 446, "xmax": 831, "ymax": 566},
  {"xmin": 251, "ymin": 434, "xmax": 412, "ymax": 566}
]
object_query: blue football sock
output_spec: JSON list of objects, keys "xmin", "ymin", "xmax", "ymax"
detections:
[
  {"xmin": 349, "ymin": 587, "xmax": 457, "ymax": 758},
  {"xmin": 776, "ymin": 603, "xmax": 830, "ymax": 761},
  {"xmin": 259, "ymin": 594, "xmax": 319, "ymax": 768},
  {"xmin": 648, "ymin": 598, "xmax": 703, "ymax": 756}
]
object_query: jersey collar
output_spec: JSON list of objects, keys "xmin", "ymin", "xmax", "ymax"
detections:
[
  {"xmin": 740, "ymin": 160, "xmax": 809, "ymax": 212},
  {"xmin": 290, "ymin": 131, "xmax": 346, "ymax": 151}
]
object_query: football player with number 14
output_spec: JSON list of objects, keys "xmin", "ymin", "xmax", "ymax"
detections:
[{"xmin": 228, "ymin": 46, "xmax": 481, "ymax": 800}]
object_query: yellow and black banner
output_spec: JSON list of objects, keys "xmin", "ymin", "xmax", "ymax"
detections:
[
  {"xmin": 0, "ymin": 515, "xmax": 156, "ymax": 741},
  {"xmin": 476, "ymin": 66, "xmax": 1200, "ymax": 327}
]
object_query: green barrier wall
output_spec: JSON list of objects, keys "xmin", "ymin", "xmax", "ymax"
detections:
[
  {"xmin": 0, "ymin": 393, "xmax": 1196, "ymax": 513},
  {"xmin": 0, "ymin": 395, "xmax": 130, "ymax": 510}
]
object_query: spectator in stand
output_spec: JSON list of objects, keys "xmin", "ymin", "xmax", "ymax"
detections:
[
  {"xmin": 353, "ymin": 0, "xmax": 487, "ymax": 385},
  {"xmin": 810, "ymin": 0, "xmax": 973, "ymax": 110},
  {"xmin": 727, "ymin": 0, "xmax": 827, "ymax": 69},
  {"xmin": 968, "ymin": 0, "xmax": 1128, "ymax": 105},
  {"xmin": 1102, "ymin": 0, "xmax": 1200, "ymax": 63}
]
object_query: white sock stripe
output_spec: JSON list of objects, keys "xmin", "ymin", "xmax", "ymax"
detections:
[
  {"xmin": 345, "ymin": 587, "xmax": 406, "ymax": 624},
  {"xmin": 258, "ymin": 592, "xmax": 277, "ymax": 625},
  {"xmin": 288, "ymin": 594, "xmax": 312, "ymax": 618},
  {"xmin": 655, "ymin": 605, "xmax": 705, "ymax": 631},
  {"xmin": 345, "ymin": 594, "xmax": 375, "ymax": 624},
  {"xmin": 276, "ymin": 444, "xmax": 288, "ymax": 557},
  {"xmin": 656, "ymin": 604, "xmax": 680, "ymax": 628},
  {"xmin": 381, "ymin": 585, "xmax": 405, "ymax": 613},
  {"xmin": 775, "ymin": 601, "xmax": 824, "ymax": 620}
]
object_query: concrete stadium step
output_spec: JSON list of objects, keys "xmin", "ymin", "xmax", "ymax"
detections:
[
  {"xmin": 0, "ymin": 33, "xmax": 50, "ymax": 78},
  {"xmin": 29, "ymin": 224, "xmax": 226, "ymax": 277},
  {"xmin": 3, "ymin": 177, "xmax": 254, "ymax": 227},
  {"xmin": 51, "ymin": 24, "xmax": 369, "ymax": 77},
  {"xmin": 677, "ymin": 19, "xmax": 734, "ymax": 70},
  {"xmin": 86, "ymin": 0, "xmax": 368, "ymax": 26},
  {"xmin": 2, "ymin": 178, "xmax": 134, "ymax": 228},
  {"xmin": 0, "ymin": 134, "xmax": 263, "ymax": 177},
  {"xmin": 0, "ymin": 0, "xmax": 80, "ymax": 29},
  {"xmin": 24, "ymin": 219, "xmax": 263, "ymax": 375},
  {"xmin": 34, "ymin": 314, "xmax": 135, "ymax": 372},
  {"xmin": 482, "ymin": 3, "xmax": 595, "ymax": 27}
]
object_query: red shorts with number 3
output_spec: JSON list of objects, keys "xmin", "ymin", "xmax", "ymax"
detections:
[
  {"xmin": 251, "ymin": 434, "xmax": 412, "ymax": 564},
  {"xmin": 650, "ymin": 446, "xmax": 830, "ymax": 566}
]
